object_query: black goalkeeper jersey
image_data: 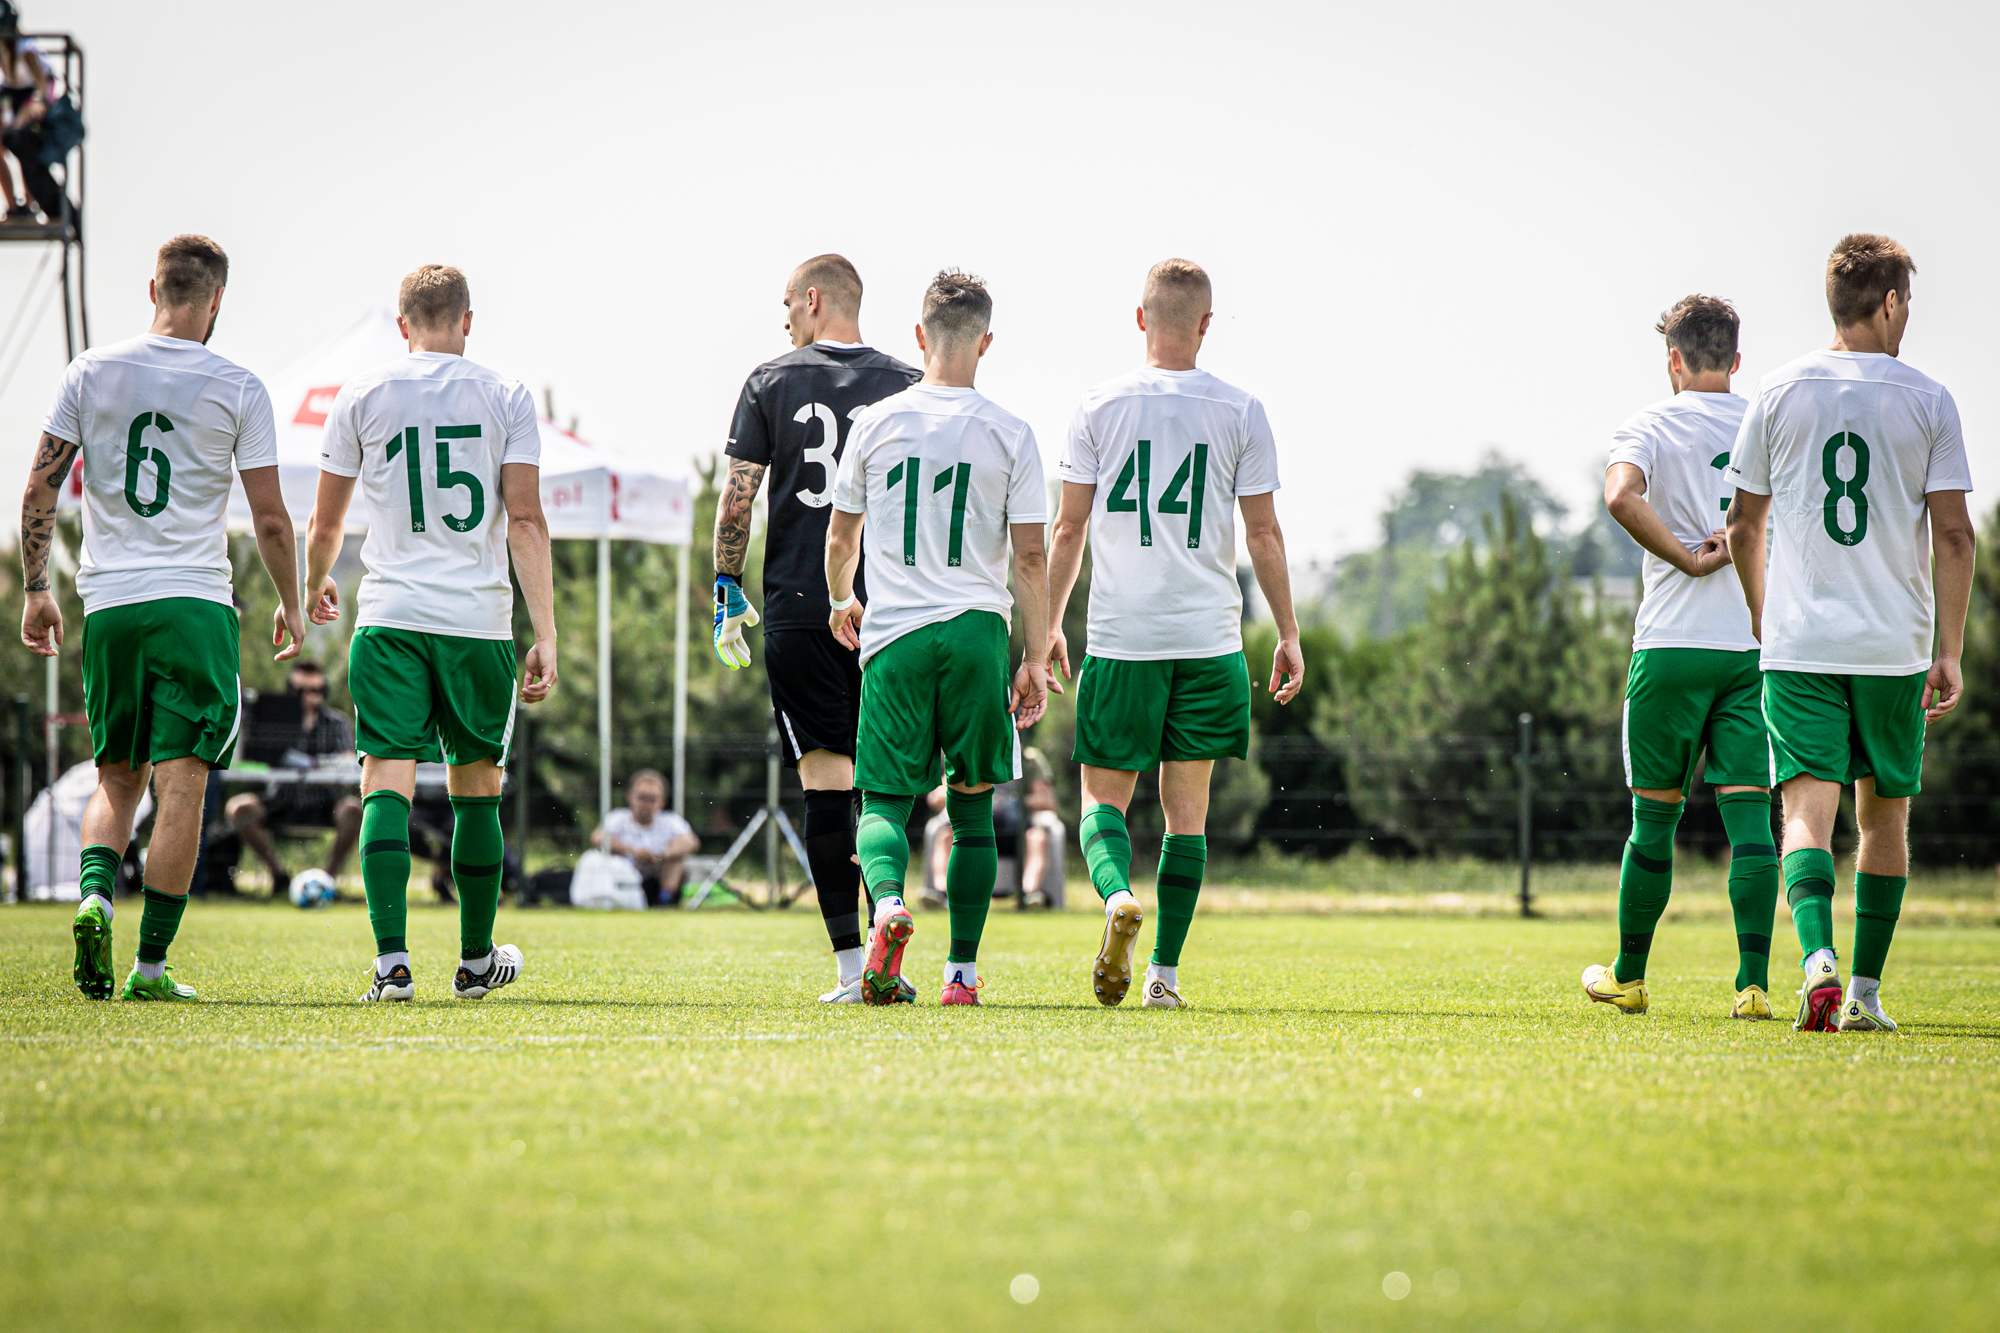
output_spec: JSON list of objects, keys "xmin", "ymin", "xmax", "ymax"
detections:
[{"xmin": 725, "ymin": 342, "xmax": 921, "ymax": 631}]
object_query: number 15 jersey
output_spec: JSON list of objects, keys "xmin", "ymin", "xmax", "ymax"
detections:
[
  {"xmin": 1059, "ymin": 367, "xmax": 1281, "ymax": 661},
  {"xmin": 1726, "ymin": 349, "xmax": 1972, "ymax": 676},
  {"xmin": 321, "ymin": 352, "xmax": 542, "ymax": 640}
]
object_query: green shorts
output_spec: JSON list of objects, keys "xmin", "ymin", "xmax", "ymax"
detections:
[
  {"xmin": 1622, "ymin": 648, "xmax": 1770, "ymax": 792},
  {"xmin": 855, "ymin": 611, "xmax": 1018, "ymax": 795},
  {"xmin": 349, "ymin": 626, "xmax": 518, "ymax": 766},
  {"xmin": 1073, "ymin": 652, "xmax": 1251, "ymax": 772},
  {"xmin": 81, "ymin": 598, "xmax": 241, "ymax": 769},
  {"xmin": 1762, "ymin": 670, "xmax": 1927, "ymax": 798}
]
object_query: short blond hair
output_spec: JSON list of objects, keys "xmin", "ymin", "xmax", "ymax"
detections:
[
  {"xmin": 1826, "ymin": 234, "xmax": 1915, "ymax": 327},
  {"xmin": 156, "ymin": 234, "xmax": 229, "ymax": 308},
  {"xmin": 1142, "ymin": 258, "xmax": 1211, "ymax": 330},
  {"xmin": 399, "ymin": 264, "xmax": 471, "ymax": 330}
]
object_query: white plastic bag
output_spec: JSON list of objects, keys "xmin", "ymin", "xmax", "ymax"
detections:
[{"xmin": 567, "ymin": 850, "xmax": 647, "ymax": 911}]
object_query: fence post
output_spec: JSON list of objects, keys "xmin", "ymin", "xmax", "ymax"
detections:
[
  {"xmin": 1516, "ymin": 712, "xmax": 1534, "ymax": 918},
  {"xmin": 13, "ymin": 696, "xmax": 29, "ymax": 901}
]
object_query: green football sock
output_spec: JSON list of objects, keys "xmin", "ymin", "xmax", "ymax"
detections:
[
  {"xmin": 1151, "ymin": 833, "xmax": 1207, "ymax": 967},
  {"xmin": 944, "ymin": 788, "xmax": 996, "ymax": 964},
  {"xmin": 135, "ymin": 886, "xmax": 187, "ymax": 965},
  {"xmin": 78, "ymin": 844, "xmax": 120, "ymax": 907},
  {"xmin": 1614, "ymin": 795, "xmax": 1682, "ymax": 983},
  {"xmin": 856, "ymin": 794, "xmax": 915, "ymax": 905},
  {"xmin": 361, "ymin": 791, "xmax": 412, "ymax": 955},
  {"xmin": 1783, "ymin": 847, "xmax": 1838, "ymax": 964},
  {"xmin": 1717, "ymin": 792, "xmax": 1779, "ymax": 991},
  {"xmin": 1080, "ymin": 804, "xmax": 1133, "ymax": 903},
  {"xmin": 1851, "ymin": 871, "xmax": 1907, "ymax": 981},
  {"xmin": 449, "ymin": 795, "xmax": 505, "ymax": 960}
]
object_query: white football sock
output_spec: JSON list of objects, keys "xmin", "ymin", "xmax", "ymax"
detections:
[
  {"xmin": 1105, "ymin": 889, "xmax": 1137, "ymax": 916},
  {"xmin": 873, "ymin": 895, "xmax": 905, "ymax": 926},
  {"xmin": 1846, "ymin": 976, "xmax": 1880, "ymax": 1006},
  {"xmin": 376, "ymin": 950, "xmax": 411, "ymax": 976},
  {"xmin": 944, "ymin": 959, "xmax": 978, "ymax": 988},
  {"xmin": 460, "ymin": 951, "xmax": 493, "ymax": 976},
  {"xmin": 834, "ymin": 946, "xmax": 864, "ymax": 985},
  {"xmin": 134, "ymin": 958, "xmax": 165, "ymax": 980},
  {"xmin": 81, "ymin": 893, "xmax": 113, "ymax": 923},
  {"xmin": 1803, "ymin": 947, "xmax": 1837, "ymax": 978},
  {"xmin": 1147, "ymin": 962, "xmax": 1178, "ymax": 991}
]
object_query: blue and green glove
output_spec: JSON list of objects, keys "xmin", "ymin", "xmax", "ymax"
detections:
[{"xmin": 713, "ymin": 573, "xmax": 760, "ymax": 669}]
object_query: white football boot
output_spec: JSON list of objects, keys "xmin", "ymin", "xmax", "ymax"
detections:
[
  {"xmin": 452, "ymin": 943, "xmax": 525, "ymax": 999},
  {"xmin": 361, "ymin": 962, "xmax": 415, "ymax": 1003},
  {"xmin": 1140, "ymin": 964, "xmax": 1186, "ymax": 1009}
]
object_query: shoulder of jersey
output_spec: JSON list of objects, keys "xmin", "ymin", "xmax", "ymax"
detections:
[
  {"xmin": 1618, "ymin": 391, "xmax": 1743, "ymax": 435},
  {"xmin": 753, "ymin": 344, "xmax": 918, "ymax": 377},
  {"xmin": 81, "ymin": 333, "xmax": 257, "ymax": 382},
  {"xmin": 1077, "ymin": 365, "xmax": 1249, "ymax": 407},
  {"xmin": 1755, "ymin": 348, "xmax": 1944, "ymax": 397}
]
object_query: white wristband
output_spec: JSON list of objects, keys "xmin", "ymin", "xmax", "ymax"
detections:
[{"xmin": 829, "ymin": 593, "xmax": 855, "ymax": 611}]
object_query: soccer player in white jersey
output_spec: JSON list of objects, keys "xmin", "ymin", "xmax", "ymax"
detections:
[
  {"xmin": 1579, "ymin": 296, "xmax": 1780, "ymax": 1020},
  {"xmin": 1045, "ymin": 259, "xmax": 1303, "ymax": 1009},
  {"xmin": 19, "ymin": 235, "xmax": 305, "ymax": 1001},
  {"xmin": 825, "ymin": 271, "xmax": 1050, "ymax": 1006},
  {"xmin": 1725, "ymin": 235, "xmax": 1976, "ymax": 1033},
  {"xmin": 305, "ymin": 265, "xmax": 559, "ymax": 1003}
]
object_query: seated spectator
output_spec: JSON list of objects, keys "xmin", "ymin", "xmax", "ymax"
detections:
[
  {"xmin": 592, "ymin": 769, "xmax": 699, "ymax": 906},
  {"xmin": 0, "ymin": 6, "xmax": 72, "ymax": 228},
  {"xmin": 1017, "ymin": 773, "xmax": 1066, "ymax": 909},
  {"xmin": 223, "ymin": 661, "xmax": 363, "ymax": 899}
]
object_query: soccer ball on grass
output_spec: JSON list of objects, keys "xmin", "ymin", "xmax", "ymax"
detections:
[{"xmin": 289, "ymin": 868, "xmax": 338, "ymax": 909}]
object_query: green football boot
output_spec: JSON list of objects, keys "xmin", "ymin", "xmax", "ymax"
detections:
[
  {"xmin": 121, "ymin": 965, "xmax": 197, "ymax": 1001},
  {"xmin": 72, "ymin": 899, "xmax": 115, "ymax": 1000}
]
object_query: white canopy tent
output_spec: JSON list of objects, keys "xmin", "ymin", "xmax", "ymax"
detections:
[{"xmin": 236, "ymin": 310, "xmax": 698, "ymax": 822}]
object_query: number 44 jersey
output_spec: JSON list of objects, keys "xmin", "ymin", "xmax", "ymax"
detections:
[
  {"xmin": 44, "ymin": 333, "xmax": 279, "ymax": 616},
  {"xmin": 321, "ymin": 352, "xmax": 542, "ymax": 640},
  {"xmin": 726, "ymin": 343, "xmax": 921, "ymax": 631},
  {"xmin": 1059, "ymin": 367, "xmax": 1281, "ymax": 661},
  {"xmin": 1726, "ymin": 349, "xmax": 1973, "ymax": 676}
]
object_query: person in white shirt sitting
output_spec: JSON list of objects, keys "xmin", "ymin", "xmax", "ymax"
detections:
[{"xmin": 591, "ymin": 769, "xmax": 699, "ymax": 906}]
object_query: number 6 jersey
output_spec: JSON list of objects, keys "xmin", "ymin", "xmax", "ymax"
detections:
[
  {"xmin": 1726, "ymin": 349, "xmax": 1973, "ymax": 675},
  {"xmin": 725, "ymin": 342, "xmax": 921, "ymax": 631},
  {"xmin": 1058, "ymin": 366, "xmax": 1281, "ymax": 660},
  {"xmin": 320, "ymin": 352, "xmax": 541, "ymax": 640},
  {"xmin": 43, "ymin": 333, "xmax": 279, "ymax": 615}
]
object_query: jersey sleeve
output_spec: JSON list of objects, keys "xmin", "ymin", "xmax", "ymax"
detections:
[
  {"xmin": 1723, "ymin": 392, "xmax": 1771, "ymax": 496},
  {"xmin": 1234, "ymin": 396, "xmax": 1282, "ymax": 497},
  {"xmin": 41, "ymin": 357, "xmax": 85, "ymax": 444},
  {"xmin": 233, "ymin": 376, "xmax": 280, "ymax": 470},
  {"xmin": 318, "ymin": 385, "xmax": 364, "ymax": 478},
  {"xmin": 1925, "ymin": 388, "xmax": 1974, "ymax": 494},
  {"xmin": 1606, "ymin": 413, "xmax": 1654, "ymax": 479},
  {"xmin": 1006, "ymin": 423, "xmax": 1049, "ymax": 524},
  {"xmin": 1055, "ymin": 399, "xmax": 1099, "ymax": 484},
  {"xmin": 724, "ymin": 372, "xmax": 772, "ymax": 466},
  {"xmin": 501, "ymin": 382, "xmax": 542, "ymax": 467},
  {"xmin": 831, "ymin": 412, "xmax": 871, "ymax": 515}
]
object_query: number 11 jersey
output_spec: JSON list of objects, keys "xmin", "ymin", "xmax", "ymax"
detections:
[
  {"xmin": 1059, "ymin": 367, "xmax": 1281, "ymax": 661},
  {"xmin": 321, "ymin": 352, "xmax": 542, "ymax": 640}
]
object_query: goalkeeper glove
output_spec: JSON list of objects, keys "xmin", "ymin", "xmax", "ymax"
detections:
[{"xmin": 713, "ymin": 573, "xmax": 760, "ymax": 669}]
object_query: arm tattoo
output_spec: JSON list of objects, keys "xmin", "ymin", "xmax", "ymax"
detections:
[
  {"xmin": 20, "ymin": 432, "xmax": 77, "ymax": 593},
  {"xmin": 713, "ymin": 458, "xmax": 766, "ymax": 577}
]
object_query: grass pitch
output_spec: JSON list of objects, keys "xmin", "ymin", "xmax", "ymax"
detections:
[{"xmin": 2, "ymin": 901, "xmax": 1996, "ymax": 1332}]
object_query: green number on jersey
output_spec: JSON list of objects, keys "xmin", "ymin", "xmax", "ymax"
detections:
[
  {"xmin": 123, "ymin": 411, "xmax": 173, "ymax": 518},
  {"xmin": 887, "ymin": 457, "xmax": 920, "ymax": 565},
  {"xmin": 931, "ymin": 462, "xmax": 972, "ymax": 566},
  {"xmin": 1711, "ymin": 451, "xmax": 1731, "ymax": 512},
  {"xmin": 386, "ymin": 425, "xmax": 486, "ymax": 534},
  {"xmin": 1110, "ymin": 440, "xmax": 1209, "ymax": 548},
  {"xmin": 1821, "ymin": 432, "xmax": 1870, "ymax": 547}
]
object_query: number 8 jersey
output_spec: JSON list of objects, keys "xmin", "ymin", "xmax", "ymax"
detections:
[
  {"xmin": 43, "ymin": 333, "xmax": 279, "ymax": 615},
  {"xmin": 1058, "ymin": 367, "xmax": 1281, "ymax": 660},
  {"xmin": 321, "ymin": 352, "xmax": 541, "ymax": 640},
  {"xmin": 1726, "ymin": 349, "xmax": 1972, "ymax": 676}
]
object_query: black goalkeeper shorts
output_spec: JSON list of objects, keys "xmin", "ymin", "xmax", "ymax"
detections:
[{"xmin": 764, "ymin": 628, "xmax": 861, "ymax": 767}]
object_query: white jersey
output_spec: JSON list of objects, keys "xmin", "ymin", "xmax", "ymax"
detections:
[
  {"xmin": 1057, "ymin": 367, "xmax": 1280, "ymax": 660},
  {"xmin": 320, "ymin": 352, "xmax": 541, "ymax": 639},
  {"xmin": 1726, "ymin": 349, "xmax": 1973, "ymax": 675},
  {"xmin": 832, "ymin": 384, "xmax": 1047, "ymax": 665},
  {"xmin": 1607, "ymin": 391, "xmax": 1758, "ymax": 653},
  {"xmin": 42, "ymin": 333, "xmax": 278, "ymax": 614}
]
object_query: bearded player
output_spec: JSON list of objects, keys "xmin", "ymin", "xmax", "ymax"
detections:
[{"xmin": 714, "ymin": 255, "xmax": 920, "ymax": 1003}]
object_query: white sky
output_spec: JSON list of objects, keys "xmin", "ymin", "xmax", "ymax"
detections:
[{"xmin": 2, "ymin": 0, "xmax": 1995, "ymax": 566}]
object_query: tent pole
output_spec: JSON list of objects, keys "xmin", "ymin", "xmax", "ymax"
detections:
[
  {"xmin": 597, "ymin": 531, "xmax": 612, "ymax": 827},
  {"xmin": 673, "ymin": 539, "xmax": 689, "ymax": 818}
]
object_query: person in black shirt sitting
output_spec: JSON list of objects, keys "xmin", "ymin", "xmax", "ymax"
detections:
[{"xmin": 224, "ymin": 660, "xmax": 363, "ymax": 898}]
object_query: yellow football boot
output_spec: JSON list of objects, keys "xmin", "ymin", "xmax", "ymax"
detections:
[
  {"xmin": 1730, "ymin": 985, "xmax": 1775, "ymax": 1020},
  {"xmin": 1581, "ymin": 963, "xmax": 1648, "ymax": 1015}
]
